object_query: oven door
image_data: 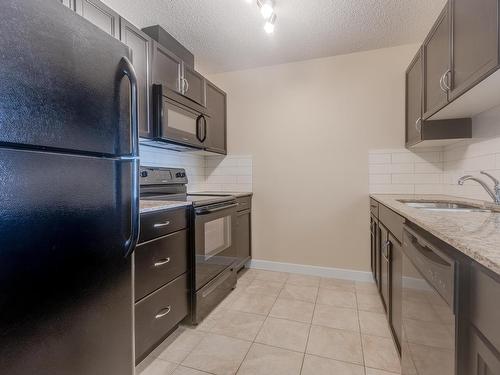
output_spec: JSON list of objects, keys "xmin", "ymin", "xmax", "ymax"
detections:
[
  {"xmin": 194, "ymin": 201, "xmax": 238, "ymax": 291},
  {"xmin": 401, "ymin": 227, "xmax": 456, "ymax": 375}
]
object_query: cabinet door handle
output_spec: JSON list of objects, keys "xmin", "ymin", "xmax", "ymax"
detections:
[
  {"xmin": 182, "ymin": 77, "xmax": 189, "ymax": 93},
  {"xmin": 439, "ymin": 73, "xmax": 446, "ymax": 92},
  {"xmin": 415, "ymin": 117, "xmax": 422, "ymax": 133},
  {"xmin": 155, "ymin": 306, "xmax": 171, "ymax": 319},
  {"xmin": 383, "ymin": 240, "xmax": 391, "ymax": 261},
  {"xmin": 153, "ymin": 221, "xmax": 170, "ymax": 228},
  {"xmin": 442, "ymin": 69, "xmax": 451, "ymax": 91},
  {"xmin": 154, "ymin": 258, "xmax": 171, "ymax": 267}
]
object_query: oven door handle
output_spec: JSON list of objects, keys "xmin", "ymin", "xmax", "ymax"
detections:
[{"xmin": 195, "ymin": 203, "xmax": 238, "ymax": 215}]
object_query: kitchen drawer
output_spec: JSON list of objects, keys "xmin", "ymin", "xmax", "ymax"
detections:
[
  {"xmin": 135, "ymin": 273, "xmax": 189, "ymax": 363},
  {"xmin": 370, "ymin": 198, "xmax": 379, "ymax": 217},
  {"xmin": 139, "ymin": 207, "xmax": 188, "ymax": 243},
  {"xmin": 135, "ymin": 230, "xmax": 188, "ymax": 301},
  {"xmin": 237, "ymin": 196, "xmax": 252, "ymax": 212},
  {"xmin": 470, "ymin": 264, "xmax": 500, "ymax": 351},
  {"xmin": 379, "ymin": 204, "xmax": 404, "ymax": 243}
]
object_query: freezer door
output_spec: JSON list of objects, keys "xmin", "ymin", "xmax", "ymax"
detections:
[
  {"xmin": 0, "ymin": 0, "xmax": 133, "ymax": 156},
  {"xmin": 0, "ymin": 148, "xmax": 138, "ymax": 375}
]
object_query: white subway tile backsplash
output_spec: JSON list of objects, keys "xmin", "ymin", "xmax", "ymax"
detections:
[
  {"xmin": 369, "ymin": 184, "xmax": 415, "ymax": 194},
  {"xmin": 139, "ymin": 145, "xmax": 253, "ymax": 192},
  {"xmin": 414, "ymin": 151, "xmax": 442, "ymax": 163},
  {"xmin": 392, "ymin": 173, "xmax": 441, "ymax": 185},
  {"xmin": 369, "ymin": 164, "xmax": 392, "ymax": 175},
  {"xmin": 414, "ymin": 162, "xmax": 444, "ymax": 173},
  {"xmin": 369, "ymin": 107, "xmax": 500, "ymax": 200},
  {"xmin": 390, "ymin": 163, "xmax": 414, "ymax": 174},
  {"xmin": 391, "ymin": 152, "xmax": 415, "ymax": 164},
  {"xmin": 369, "ymin": 153, "xmax": 391, "ymax": 164},
  {"xmin": 369, "ymin": 174, "xmax": 391, "ymax": 184},
  {"xmin": 414, "ymin": 184, "xmax": 444, "ymax": 195}
]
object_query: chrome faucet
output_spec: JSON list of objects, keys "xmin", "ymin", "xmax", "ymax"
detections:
[{"xmin": 458, "ymin": 171, "xmax": 500, "ymax": 205}]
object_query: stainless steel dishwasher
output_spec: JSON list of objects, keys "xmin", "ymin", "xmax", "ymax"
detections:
[{"xmin": 401, "ymin": 225, "xmax": 456, "ymax": 375}]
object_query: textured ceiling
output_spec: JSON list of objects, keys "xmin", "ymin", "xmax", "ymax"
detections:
[{"xmin": 102, "ymin": 0, "xmax": 446, "ymax": 74}]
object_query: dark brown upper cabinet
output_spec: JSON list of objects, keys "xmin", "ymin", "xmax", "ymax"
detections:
[
  {"xmin": 420, "ymin": 0, "xmax": 500, "ymax": 121},
  {"xmin": 405, "ymin": 13, "xmax": 471, "ymax": 148},
  {"xmin": 75, "ymin": 0, "xmax": 119, "ymax": 38},
  {"xmin": 450, "ymin": 0, "xmax": 499, "ymax": 101},
  {"xmin": 423, "ymin": 3, "xmax": 451, "ymax": 119},
  {"xmin": 120, "ymin": 19, "xmax": 153, "ymax": 139},
  {"xmin": 152, "ymin": 41, "xmax": 183, "ymax": 95},
  {"xmin": 405, "ymin": 49, "xmax": 423, "ymax": 147},
  {"xmin": 205, "ymin": 81, "xmax": 227, "ymax": 154},
  {"xmin": 182, "ymin": 64, "xmax": 206, "ymax": 107}
]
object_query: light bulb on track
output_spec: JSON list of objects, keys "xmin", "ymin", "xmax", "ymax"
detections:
[
  {"xmin": 258, "ymin": 0, "xmax": 274, "ymax": 19},
  {"xmin": 264, "ymin": 13, "xmax": 277, "ymax": 34}
]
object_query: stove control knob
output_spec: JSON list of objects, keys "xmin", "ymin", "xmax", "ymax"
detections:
[{"xmin": 141, "ymin": 171, "xmax": 148, "ymax": 178}]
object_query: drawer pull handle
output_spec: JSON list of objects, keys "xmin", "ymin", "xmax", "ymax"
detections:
[
  {"xmin": 154, "ymin": 221, "xmax": 171, "ymax": 228},
  {"xmin": 154, "ymin": 258, "xmax": 171, "ymax": 267},
  {"xmin": 155, "ymin": 306, "xmax": 171, "ymax": 319}
]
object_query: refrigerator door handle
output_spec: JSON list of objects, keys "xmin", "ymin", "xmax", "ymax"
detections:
[
  {"xmin": 120, "ymin": 56, "xmax": 139, "ymax": 157},
  {"xmin": 120, "ymin": 56, "xmax": 140, "ymax": 257}
]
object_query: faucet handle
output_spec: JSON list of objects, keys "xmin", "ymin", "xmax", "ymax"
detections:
[{"xmin": 480, "ymin": 171, "xmax": 500, "ymax": 186}]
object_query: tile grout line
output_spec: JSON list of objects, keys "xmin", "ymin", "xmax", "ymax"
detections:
[
  {"xmin": 299, "ymin": 278, "xmax": 321, "ymax": 374},
  {"xmin": 355, "ymin": 290, "xmax": 368, "ymax": 375},
  {"xmin": 234, "ymin": 273, "xmax": 286, "ymax": 374}
]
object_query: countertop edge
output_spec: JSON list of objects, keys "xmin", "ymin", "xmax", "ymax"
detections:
[
  {"xmin": 140, "ymin": 201, "xmax": 192, "ymax": 214},
  {"xmin": 370, "ymin": 194, "xmax": 500, "ymax": 276}
]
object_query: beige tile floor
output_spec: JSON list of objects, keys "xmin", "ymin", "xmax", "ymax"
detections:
[{"xmin": 136, "ymin": 269, "xmax": 401, "ymax": 375}]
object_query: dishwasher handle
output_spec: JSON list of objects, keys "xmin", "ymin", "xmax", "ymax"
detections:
[{"xmin": 403, "ymin": 225, "xmax": 455, "ymax": 309}]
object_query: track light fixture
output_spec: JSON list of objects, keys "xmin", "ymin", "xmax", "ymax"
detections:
[{"xmin": 254, "ymin": 0, "xmax": 277, "ymax": 34}]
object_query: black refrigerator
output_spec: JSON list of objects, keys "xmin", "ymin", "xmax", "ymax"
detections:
[{"xmin": 0, "ymin": 1, "xmax": 140, "ymax": 374}]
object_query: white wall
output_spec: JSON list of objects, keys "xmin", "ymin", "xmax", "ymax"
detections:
[{"xmin": 208, "ymin": 44, "xmax": 419, "ymax": 272}]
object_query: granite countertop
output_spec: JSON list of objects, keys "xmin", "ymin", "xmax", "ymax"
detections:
[
  {"xmin": 370, "ymin": 194, "xmax": 500, "ymax": 275},
  {"xmin": 140, "ymin": 200, "xmax": 191, "ymax": 214},
  {"xmin": 189, "ymin": 191, "xmax": 253, "ymax": 198}
]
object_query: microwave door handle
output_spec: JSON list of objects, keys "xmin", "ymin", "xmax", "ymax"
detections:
[
  {"xmin": 201, "ymin": 115, "xmax": 207, "ymax": 142},
  {"xmin": 152, "ymin": 84, "xmax": 163, "ymax": 136},
  {"xmin": 196, "ymin": 114, "xmax": 203, "ymax": 142}
]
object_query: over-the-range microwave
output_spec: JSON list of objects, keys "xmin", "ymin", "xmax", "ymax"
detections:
[{"xmin": 144, "ymin": 84, "xmax": 210, "ymax": 152}]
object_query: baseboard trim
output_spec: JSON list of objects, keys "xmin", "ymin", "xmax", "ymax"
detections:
[{"xmin": 246, "ymin": 259, "xmax": 373, "ymax": 282}]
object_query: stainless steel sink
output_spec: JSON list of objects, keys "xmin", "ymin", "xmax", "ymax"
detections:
[{"xmin": 398, "ymin": 200, "xmax": 496, "ymax": 213}]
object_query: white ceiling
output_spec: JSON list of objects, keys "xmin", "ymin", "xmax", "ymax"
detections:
[{"xmin": 102, "ymin": 0, "xmax": 446, "ymax": 74}]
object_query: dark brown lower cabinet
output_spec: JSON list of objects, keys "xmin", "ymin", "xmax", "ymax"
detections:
[
  {"xmin": 235, "ymin": 196, "xmax": 252, "ymax": 271},
  {"xmin": 135, "ymin": 274, "xmax": 189, "ymax": 363},
  {"xmin": 236, "ymin": 209, "xmax": 251, "ymax": 268},
  {"xmin": 135, "ymin": 208, "xmax": 190, "ymax": 364},
  {"xmin": 380, "ymin": 225, "xmax": 390, "ymax": 313},
  {"xmin": 370, "ymin": 214, "xmax": 380, "ymax": 288},
  {"xmin": 389, "ymin": 233, "xmax": 402, "ymax": 354},
  {"xmin": 463, "ymin": 264, "xmax": 500, "ymax": 374},
  {"xmin": 466, "ymin": 326, "xmax": 500, "ymax": 375},
  {"xmin": 370, "ymin": 201, "xmax": 403, "ymax": 354}
]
